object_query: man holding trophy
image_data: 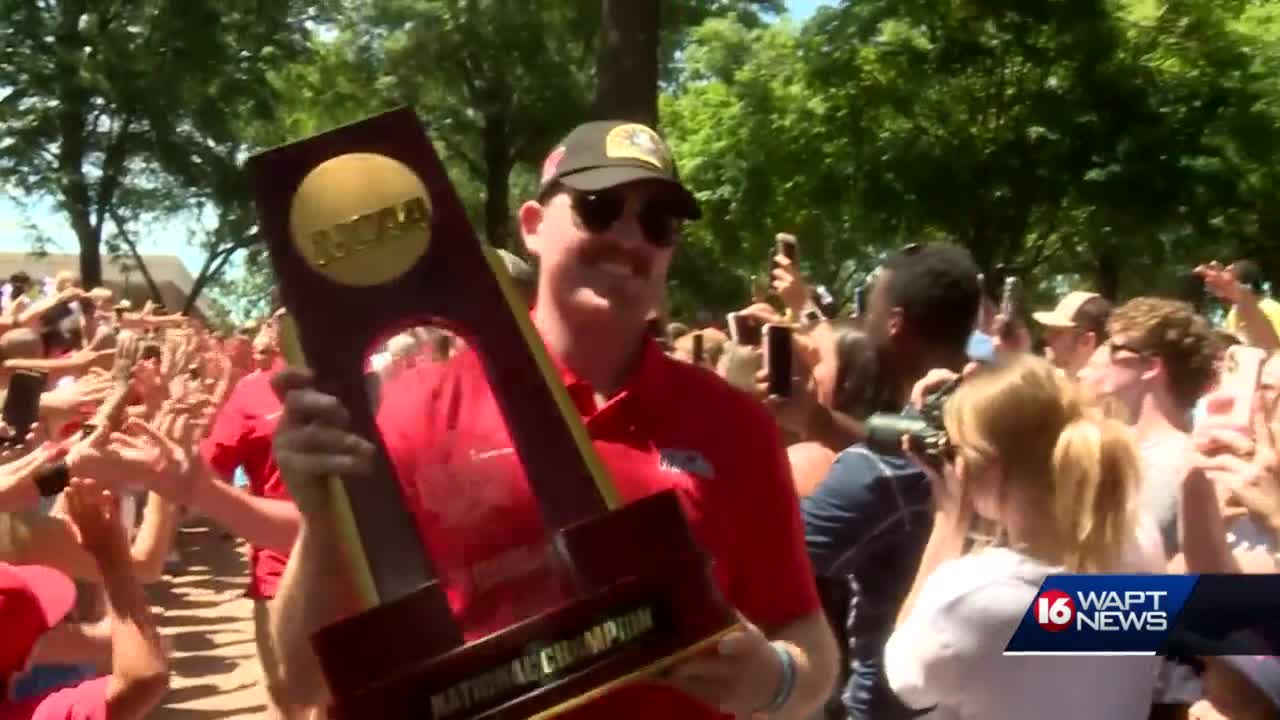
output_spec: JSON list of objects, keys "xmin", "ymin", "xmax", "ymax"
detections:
[{"xmin": 264, "ymin": 119, "xmax": 838, "ymax": 719}]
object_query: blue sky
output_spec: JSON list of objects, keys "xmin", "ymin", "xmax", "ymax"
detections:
[
  {"xmin": 787, "ymin": 0, "xmax": 832, "ymax": 20},
  {"xmin": 0, "ymin": 0, "xmax": 835, "ymax": 278}
]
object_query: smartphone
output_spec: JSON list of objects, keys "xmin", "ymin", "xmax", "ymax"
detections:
[
  {"xmin": 41, "ymin": 300, "xmax": 74, "ymax": 328},
  {"xmin": 691, "ymin": 331, "xmax": 705, "ymax": 366},
  {"xmin": 997, "ymin": 276, "xmax": 1023, "ymax": 342},
  {"xmin": 1216, "ymin": 345, "xmax": 1267, "ymax": 435},
  {"xmin": 1178, "ymin": 271, "xmax": 1208, "ymax": 312},
  {"xmin": 776, "ymin": 233, "xmax": 798, "ymax": 263},
  {"xmin": 999, "ymin": 276, "xmax": 1021, "ymax": 317},
  {"xmin": 727, "ymin": 312, "xmax": 764, "ymax": 347},
  {"xmin": 3, "ymin": 370, "xmax": 46, "ymax": 441},
  {"xmin": 764, "ymin": 323, "xmax": 793, "ymax": 397}
]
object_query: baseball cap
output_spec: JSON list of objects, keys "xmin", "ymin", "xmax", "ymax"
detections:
[
  {"xmin": 538, "ymin": 120, "xmax": 701, "ymax": 220},
  {"xmin": 1032, "ymin": 291, "xmax": 1107, "ymax": 330},
  {"xmin": 0, "ymin": 562, "xmax": 76, "ymax": 677}
]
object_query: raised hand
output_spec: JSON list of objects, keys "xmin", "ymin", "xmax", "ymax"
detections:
[
  {"xmin": 271, "ymin": 367, "xmax": 375, "ymax": 517},
  {"xmin": 1196, "ymin": 392, "xmax": 1280, "ymax": 532},
  {"xmin": 42, "ymin": 368, "xmax": 116, "ymax": 416},
  {"xmin": 770, "ymin": 255, "xmax": 810, "ymax": 316},
  {"xmin": 1195, "ymin": 261, "xmax": 1245, "ymax": 304},
  {"xmin": 107, "ymin": 417, "xmax": 196, "ymax": 503},
  {"xmin": 129, "ymin": 359, "xmax": 169, "ymax": 415},
  {"xmin": 64, "ymin": 477, "xmax": 129, "ymax": 564}
]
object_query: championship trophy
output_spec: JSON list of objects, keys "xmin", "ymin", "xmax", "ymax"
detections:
[{"xmin": 248, "ymin": 108, "xmax": 738, "ymax": 719}]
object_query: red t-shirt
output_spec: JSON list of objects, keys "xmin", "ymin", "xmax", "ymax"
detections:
[
  {"xmin": 0, "ymin": 677, "xmax": 108, "ymax": 720},
  {"xmin": 376, "ymin": 338, "xmax": 819, "ymax": 718},
  {"xmin": 200, "ymin": 365, "xmax": 291, "ymax": 600}
]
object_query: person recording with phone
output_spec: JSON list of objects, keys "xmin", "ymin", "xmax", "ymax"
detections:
[
  {"xmin": 1196, "ymin": 260, "xmax": 1280, "ymax": 352},
  {"xmin": 757, "ymin": 244, "xmax": 884, "ymax": 455},
  {"xmin": 801, "ymin": 242, "xmax": 981, "ymax": 720},
  {"xmin": 883, "ymin": 354, "xmax": 1162, "ymax": 720}
]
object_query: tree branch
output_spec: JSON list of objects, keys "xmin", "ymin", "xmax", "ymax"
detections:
[
  {"xmin": 185, "ymin": 242, "xmax": 241, "ymax": 313},
  {"xmin": 91, "ymin": 117, "xmax": 134, "ymax": 239},
  {"xmin": 107, "ymin": 207, "xmax": 165, "ymax": 304}
]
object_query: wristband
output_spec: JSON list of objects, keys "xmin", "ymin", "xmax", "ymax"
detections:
[
  {"xmin": 757, "ymin": 641, "xmax": 797, "ymax": 716},
  {"xmin": 33, "ymin": 459, "xmax": 71, "ymax": 498},
  {"xmin": 801, "ymin": 308, "xmax": 824, "ymax": 328}
]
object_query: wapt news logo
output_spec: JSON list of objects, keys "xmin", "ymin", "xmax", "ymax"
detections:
[{"xmin": 1005, "ymin": 575, "xmax": 1199, "ymax": 654}]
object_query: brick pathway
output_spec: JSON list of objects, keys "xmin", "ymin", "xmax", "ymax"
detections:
[{"xmin": 149, "ymin": 520, "xmax": 269, "ymax": 719}]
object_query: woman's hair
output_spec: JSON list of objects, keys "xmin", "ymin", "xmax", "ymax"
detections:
[
  {"xmin": 943, "ymin": 354, "xmax": 1140, "ymax": 573},
  {"xmin": 827, "ymin": 319, "xmax": 894, "ymax": 418}
]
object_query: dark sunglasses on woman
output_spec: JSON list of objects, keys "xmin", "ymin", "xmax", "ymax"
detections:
[{"xmin": 555, "ymin": 185, "xmax": 683, "ymax": 249}]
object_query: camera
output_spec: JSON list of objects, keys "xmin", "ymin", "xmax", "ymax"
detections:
[{"xmin": 864, "ymin": 377, "xmax": 960, "ymax": 471}]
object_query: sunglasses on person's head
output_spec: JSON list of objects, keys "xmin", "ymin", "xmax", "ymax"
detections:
[{"xmin": 550, "ymin": 184, "xmax": 684, "ymax": 249}]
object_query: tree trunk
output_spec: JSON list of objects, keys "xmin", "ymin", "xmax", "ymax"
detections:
[
  {"xmin": 78, "ymin": 233, "xmax": 103, "ymax": 289},
  {"xmin": 592, "ymin": 0, "xmax": 660, "ymax": 127},
  {"xmin": 483, "ymin": 113, "xmax": 513, "ymax": 248},
  {"xmin": 1095, "ymin": 245, "xmax": 1120, "ymax": 301},
  {"xmin": 110, "ymin": 211, "xmax": 165, "ymax": 302}
]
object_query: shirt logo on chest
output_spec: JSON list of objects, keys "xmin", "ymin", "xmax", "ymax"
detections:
[{"xmin": 657, "ymin": 448, "xmax": 715, "ymax": 480}]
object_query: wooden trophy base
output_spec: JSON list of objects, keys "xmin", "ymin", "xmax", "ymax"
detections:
[{"xmin": 313, "ymin": 490, "xmax": 738, "ymax": 719}]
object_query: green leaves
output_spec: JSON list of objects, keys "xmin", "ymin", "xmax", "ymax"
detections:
[{"xmin": 659, "ymin": 0, "xmax": 1280, "ymax": 310}]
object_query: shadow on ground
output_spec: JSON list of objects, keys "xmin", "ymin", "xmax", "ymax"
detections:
[{"xmin": 150, "ymin": 519, "xmax": 268, "ymax": 720}]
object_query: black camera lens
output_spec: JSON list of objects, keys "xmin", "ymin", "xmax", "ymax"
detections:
[{"xmin": 865, "ymin": 414, "xmax": 930, "ymax": 456}]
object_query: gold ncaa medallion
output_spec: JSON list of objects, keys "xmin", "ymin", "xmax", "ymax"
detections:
[{"xmin": 289, "ymin": 153, "xmax": 433, "ymax": 286}]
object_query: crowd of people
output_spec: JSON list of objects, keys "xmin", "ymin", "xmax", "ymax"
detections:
[{"xmin": 1, "ymin": 118, "xmax": 1278, "ymax": 720}]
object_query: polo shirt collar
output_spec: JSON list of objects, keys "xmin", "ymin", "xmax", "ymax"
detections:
[{"xmin": 539, "ymin": 333, "xmax": 667, "ymax": 420}]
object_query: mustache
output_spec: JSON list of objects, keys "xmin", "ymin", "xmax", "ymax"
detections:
[{"xmin": 580, "ymin": 241, "xmax": 652, "ymax": 276}]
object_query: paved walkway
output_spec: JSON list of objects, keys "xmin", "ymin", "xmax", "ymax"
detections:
[{"xmin": 150, "ymin": 520, "xmax": 269, "ymax": 719}]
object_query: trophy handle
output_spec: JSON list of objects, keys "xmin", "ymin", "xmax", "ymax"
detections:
[
  {"xmin": 479, "ymin": 246, "xmax": 622, "ymax": 511},
  {"xmin": 278, "ymin": 314, "xmax": 380, "ymax": 608}
]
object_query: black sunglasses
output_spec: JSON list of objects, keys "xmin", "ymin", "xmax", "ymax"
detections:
[
  {"xmin": 556, "ymin": 185, "xmax": 683, "ymax": 249},
  {"xmin": 1105, "ymin": 340, "xmax": 1151, "ymax": 360}
]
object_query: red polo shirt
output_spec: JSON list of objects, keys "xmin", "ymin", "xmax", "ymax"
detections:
[
  {"xmin": 201, "ymin": 363, "xmax": 290, "ymax": 600},
  {"xmin": 376, "ymin": 337, "xmax": 819, "ymax": 718}
]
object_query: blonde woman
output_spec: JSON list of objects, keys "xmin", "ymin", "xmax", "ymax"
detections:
[{"xmin": 883, "ymin": 354, "xmax": 1161, "ymax": 719}]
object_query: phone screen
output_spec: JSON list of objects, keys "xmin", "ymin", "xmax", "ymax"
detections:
[
  {"xmin": 765, "ymin": 324, "xmax": 792, "ymax": 397},
  {"xmin": 3, "ymin": 370, "xmax": 46, "ymax": 440},
  {"xmin": 773, "ymin": 233, "xmax": 799, "ymax": 269},
  {"xmin": 998, "ymin": 276, "xmax": 1023, "ymax": 341},
  {"xmin": 779, "ymin": 238, "xmax": 798, "ymax": 261},
  {"xmin": 728, "ymin": 313, "xmax": 764, "ymax": 347},
  {"xmin": 1178, "ymin": 272, "xmax": 1208, "ymax": 311},
  {"xmin": 1000, "ymin": 277, "xmax": 1022, "ymax": 318}
]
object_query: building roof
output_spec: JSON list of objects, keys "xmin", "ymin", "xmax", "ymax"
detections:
[{"xmin": 0, "ymin": 252, "xmax": 218, "ymax": 319}]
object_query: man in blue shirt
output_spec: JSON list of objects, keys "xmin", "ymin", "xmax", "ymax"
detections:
[{"xmin": 803, "ymin": 243, "xmax": 981, "ymax": 720}]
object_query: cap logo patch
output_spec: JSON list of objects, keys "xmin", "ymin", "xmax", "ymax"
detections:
[
  {"xmin": 605, "ymin": 124, "xmax": 670, "ymax": 170},
  {"xmin": 541, "ymin": 146, "xmax": 566, "ymax": 184}
]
